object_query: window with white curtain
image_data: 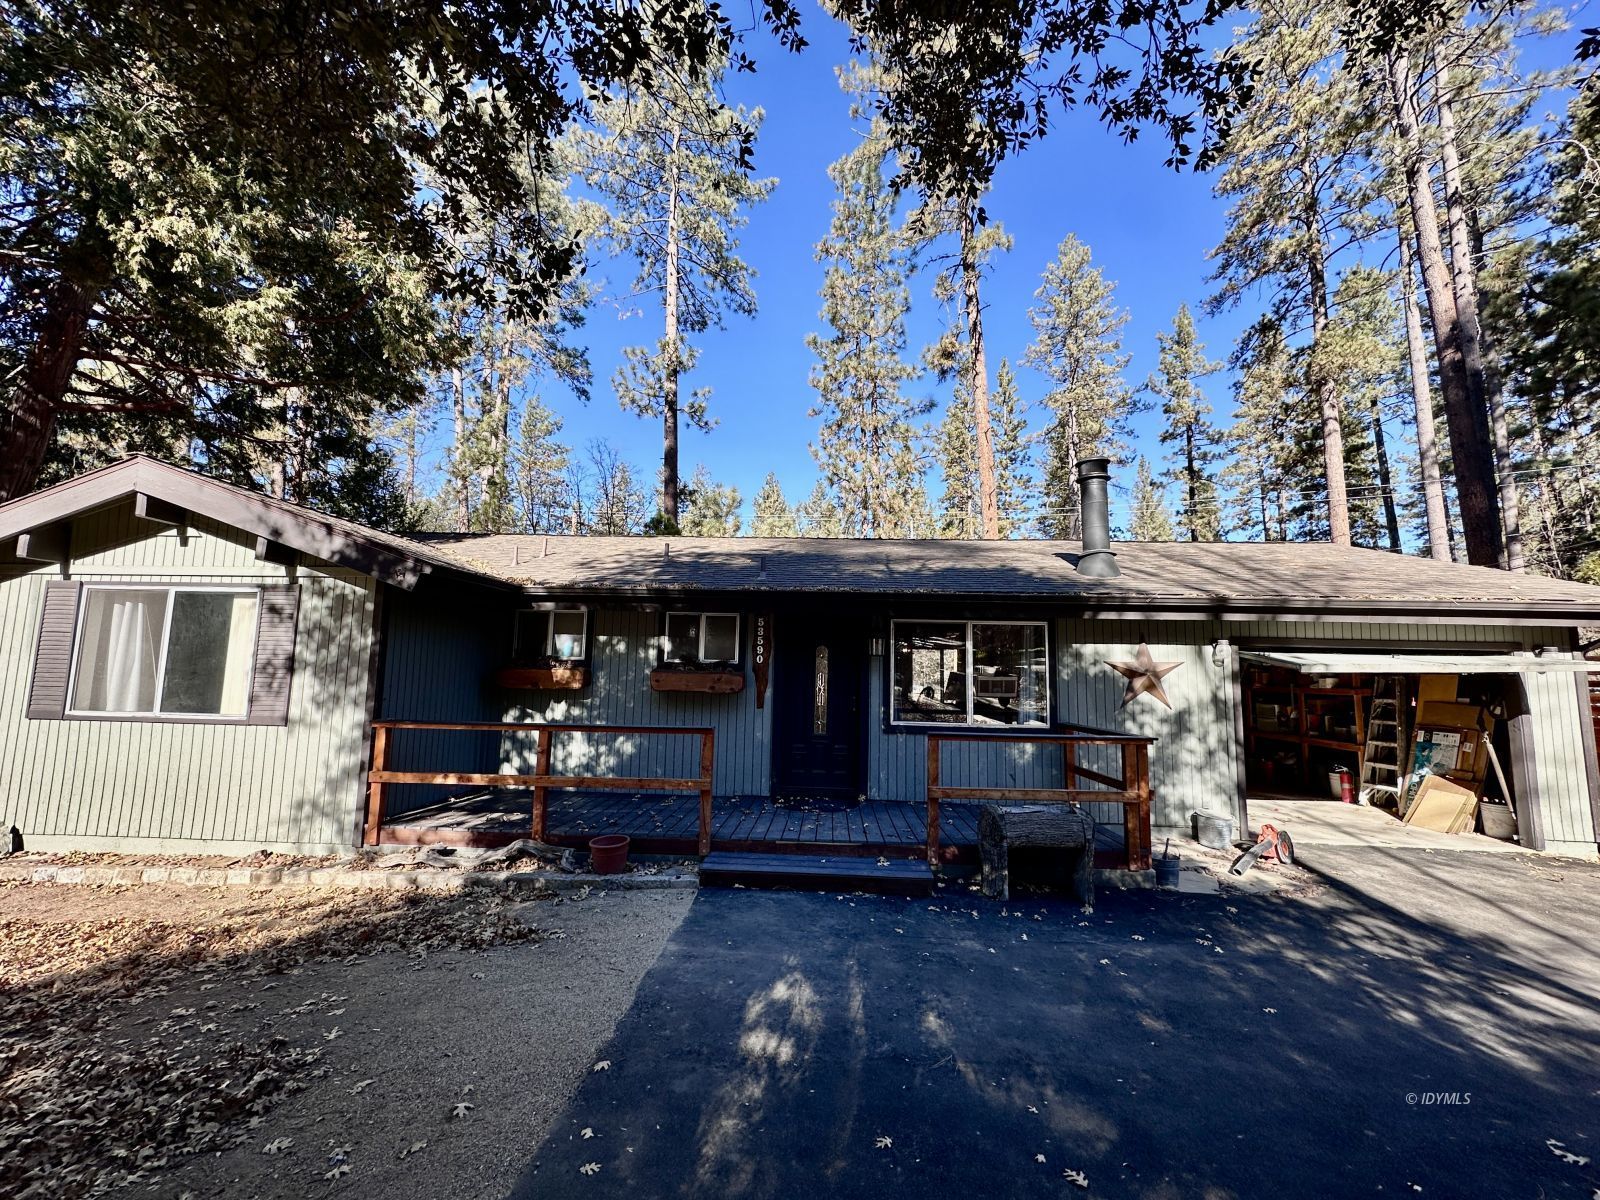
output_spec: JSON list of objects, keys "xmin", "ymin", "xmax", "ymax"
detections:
[{"xmin": 69, "ymin": 587, "xmax": 259, "ymax": 718}]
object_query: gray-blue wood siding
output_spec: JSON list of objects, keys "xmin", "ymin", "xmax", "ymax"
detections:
[{"xmin": 377, "ymin": 604, "xmax": 773, "ymax": 812}]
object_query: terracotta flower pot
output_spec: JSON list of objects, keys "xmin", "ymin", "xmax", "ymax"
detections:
[{"xmin": 588, "ymin": 834, "xmax": 630, "ymax": 875}]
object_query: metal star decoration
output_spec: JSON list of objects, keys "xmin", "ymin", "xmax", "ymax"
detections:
[{"xmin": 1105, "ymin": 643, "xmax": 1183, "ymax": 709}]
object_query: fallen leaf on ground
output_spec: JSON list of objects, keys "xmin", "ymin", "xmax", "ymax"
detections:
[
  {"xmin": 875, "ymin": 1136, "xmax": 893, "ymax": 1149},
  {"xmin": 579, "ymin": 1162, "xmax": 601, "ymax": 1175},
  {"xmin": 350, "ymin": 1079, "xmax": 375, "ymax": 1094},
  {"xmin": 451, "ymin": 1102, "xmax": 474, "ymax": 1119},
  {"xmin": 262, "ymin": 1138, "xmax": 293, "ymax": 1155},
  {"xmin": 592, "ymin": 1060, "xmax": 612, "ymax": 1072},
  {"xmin": 581, "ymin": 1127, "xmax": 595, "ymax": 1139},
  {"xmin": 1063, "ymin": 1168, "xmax": 1088, "ymax": 1187}
]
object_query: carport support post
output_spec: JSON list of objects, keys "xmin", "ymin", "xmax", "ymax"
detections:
[{"xmin": 531, "ymin": 728, "xmax": 552, "ymax": 843}]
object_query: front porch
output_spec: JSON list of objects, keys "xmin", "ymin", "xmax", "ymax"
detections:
[{"xmin": 378, "ymin": 789, "xmax": 1132, "ymax": 867}]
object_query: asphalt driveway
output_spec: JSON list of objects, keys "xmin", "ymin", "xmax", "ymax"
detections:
[{"xmin": 510, "ymin": 847, "xmax": 1600, "ymax": 1200}]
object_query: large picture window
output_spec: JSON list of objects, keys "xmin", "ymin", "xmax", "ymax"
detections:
[
  {"xmin": 662, "ymin": 612, "xmax": 740, "ymax": 665},
  {"xmin": 891, "ymin": 620, "xmax": 1049, "ymax": 728},
  {"xmin": 69, "ymin": 586, "xmax": 259, "ymax": 718}
]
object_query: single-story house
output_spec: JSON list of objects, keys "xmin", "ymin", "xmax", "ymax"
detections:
[{"xmin": 2, "ymin": 454, "xmax": 1598, "ymax": 873}]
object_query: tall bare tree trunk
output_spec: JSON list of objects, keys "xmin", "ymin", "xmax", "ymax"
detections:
[
  {"xmin": 661, "ymin": 124, "xmax": 684, "ymax": 527},
  {"xmin": 959, "ymin": 206, "xmax": 1000, "ymax": 540},
  {"xmin": 1386, "ymin": 48, "xmax": 1503, "ymax": 567},
  {"xmin": 1434, "ymin": 52, "xmax": 1524, "ymax": 571},
  {"xmin": 1396, "ymin": 224, "xmax": 1452, "ymax": 561},
  {"xmin": 1305, "ymin": 196, "xmax": 1351, "ymax": 545},
  {"xmin": 1366, "ymin": 388, "xmax": 1403, "ymax": 550},
  {"xmin": 451, "ymin": 360, "xmax": 468, "ymax": 534}
]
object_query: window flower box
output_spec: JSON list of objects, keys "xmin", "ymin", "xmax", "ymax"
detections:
[
  {"xmin": 493, "ymin": 664, "xmax": 589, "ymax": 690},
  {"xmin": 649, "ymin": 666, "xmax": 744, "ymax": 694}
]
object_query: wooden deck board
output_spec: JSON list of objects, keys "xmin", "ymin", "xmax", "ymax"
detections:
[{"xmin": 381, "ymin": 791, "xmax": 1126, "ymax": 862}]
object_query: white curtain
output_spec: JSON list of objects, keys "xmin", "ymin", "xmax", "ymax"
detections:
[
  {"xmin": 218, "ymin": 593, "xmax": 257, "ymax": 715},
  {"xmin": 74, "ymin": 590, "xmax": 166, "ymax": 712},
  {"xmin": 103, "ymin": 593, "xmax": 164, "ymax": 711}
]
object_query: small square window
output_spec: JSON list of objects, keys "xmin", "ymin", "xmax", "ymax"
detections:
[
  {"xmin": 661, "ymin": 612, "xmax": 741, "ymax": 665},
  {"xmin": 514, "ymin": 607, "xmax": 588, "ymax": 663}
]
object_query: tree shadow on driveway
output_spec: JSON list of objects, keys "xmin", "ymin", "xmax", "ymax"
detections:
[{"xmin": 507, "ymin": 849, "xmax": 1600, "ymax": 1200}]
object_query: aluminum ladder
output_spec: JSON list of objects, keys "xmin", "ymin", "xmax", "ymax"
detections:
[{"xmin": 1358, "ymin": 675, "xmax": 1407, "ymax": 809}]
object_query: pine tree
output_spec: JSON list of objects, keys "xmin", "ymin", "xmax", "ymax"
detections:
[
  {"xmin": 751, "ymin": 473, "xmax": 798, "ymax": 536},
  {"xmin": 1221, "ymin": 317, "xmax": 1303, "ymax": 541},
  {"xmin": 1206, "ymin": 0, "xmax": 1376, "ymax": 547},
  {"xmin": 512, "ymin": 397, "xmax": 572, "ymax": 534},
  {"xmin": 1150, "ymin": 305, "xmax": 1224, "ymax": 541},
  {"xmin": 796, "ymin": 480, "xmax": 845, "ymax": 538},
  {"xmin": 1023, "ymin": 234, "xmax": 1137, "ymax": 537},
  {"xmin": 934, "ymin": 357, "xmax": 1030, "ymax": 537},
  {"xmin": 577, "ymin": 56, "xmax": 774, "ymax": 530},
  {"xmin": 1128, "ymin": 457, "xmax": 1176, "ymax": 541},
  {"xmin": 914, "ymin": 194, "xmax": 1013, "ymax": 540},
  {"xmin": 806, "ymin": 99, "xmax": 929, "ymax": 539},
  {"xmin": 679, "ymin": 465, "xmax": 743, "ymax": 535}
]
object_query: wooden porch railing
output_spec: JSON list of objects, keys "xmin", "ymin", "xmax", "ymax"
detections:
[
  {"xmin": 365, "ymin": 721, "xmax": 717, "ymax": 853},
  {"xmin": 925, "ymin": 727, "xmax": 1156, "ymax": 872}
]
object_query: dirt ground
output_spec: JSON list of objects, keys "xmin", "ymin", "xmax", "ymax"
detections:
[{"xmin": 0, "ymin": 880, "xmax": 693, "ymax": 1199}]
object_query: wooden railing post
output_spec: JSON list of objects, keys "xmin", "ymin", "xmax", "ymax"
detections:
[
  {"xmin": 1121, "ymin": 742, "xmax": 1152, "ymax": 872},
  {"xmin": 1064, "ymin": 740, "xmax": 1078, "ymax": 788},
  {"xmin": 926, "ymin": 736, "xmax": 942, "ymax": 868},
  {"xmin": 531, "ymin": 727, "xmax": 552, "ymax": 842},
  {"xmin": 363, "ymin": 723, "xmax": 389, "ymax": 847},
  {"xmin": 698, "ymin": 730, "xmax": 716, "ymax": 856}
]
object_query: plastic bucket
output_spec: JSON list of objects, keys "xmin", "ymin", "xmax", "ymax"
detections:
[
  {"xmin": 1154, "ymin": 856, "xmax": 1181, "ymax": 889},
  {"xmin": 588, "ymin": 834, "xmax": 631, "ymax": 875}
]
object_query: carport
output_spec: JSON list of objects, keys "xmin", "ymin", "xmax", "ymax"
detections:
[{"xmin": 1237, "ymin": 648, "xmax": 1600, "ymax": 856}]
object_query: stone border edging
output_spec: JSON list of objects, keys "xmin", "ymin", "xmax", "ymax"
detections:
[{"xmin": 0, "ymin": 862, "xmax": 699, "ymax": 893}]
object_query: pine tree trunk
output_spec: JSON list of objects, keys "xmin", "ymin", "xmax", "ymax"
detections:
[
  {"xmin": 661, "ymin": 124, "xmax": 684, "ymax": 527},
  {"xmin": 1304, "ymin": 196, "xmax": 1351, "ymax": 545},
  {"xmin": 1184, "ymin": 426, "xmax": 1199, "ymax": 543},
  {"xmin": 960, "ymin": 207, "xmax": 1000, "ymax": 540},
  {"xmin": 0, "ymin": 279, "xmax": 94, "ymax": 502},
  {"xmin": 1366, "ymin": 388, "xmax": 1402, "ymax": 551},
  {"xmin": 1385, "ymin": 48, "xmax": 1503, "ymax": 567},
  {"xmin": 1397, "ymin": 223, "xmax": 1452, "ymax": 561},
  {"xmin": 451, "ymin": 359, "xmax": 468, "ymax": 534},
  {"xmin": 1435, "ymin": 53, "xmax": 1523, "ymax": 571}
]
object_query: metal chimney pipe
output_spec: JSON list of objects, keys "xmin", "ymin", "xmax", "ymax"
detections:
[{"xmin": 1074, "ymin": 457, "xmax": 1121, "ymax": 578}]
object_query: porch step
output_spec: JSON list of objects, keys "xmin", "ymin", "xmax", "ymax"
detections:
[{"xmin": 699, "ymin": 851, "xmax": 935, "ymax": 897}]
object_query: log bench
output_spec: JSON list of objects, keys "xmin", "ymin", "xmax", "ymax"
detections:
[{"xmin": 978, "ymin": 803, "xmax": 1095, "ymax": 907}]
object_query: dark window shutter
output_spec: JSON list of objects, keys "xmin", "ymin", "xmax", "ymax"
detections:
[
  {"xmin": 247, "ymin": 584, "xmax": 300, "ymax": 726},
  {"xmin": 27, "ymin": 580, "xmax": 83, "ymax": 720}
]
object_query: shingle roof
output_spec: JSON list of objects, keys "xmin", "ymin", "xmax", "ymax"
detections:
[
  {"xmin": 0, "ymin": 456, "xmax": 507, "ymax": 590},
  {"xmin": 413, "ymin": 532, "xmax": 1600, "ymax": 618}
]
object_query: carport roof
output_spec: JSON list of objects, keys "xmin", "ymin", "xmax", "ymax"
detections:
[{"xmin": 1239, "ymin": 650, "xmax": 1600, "ymax": 674}]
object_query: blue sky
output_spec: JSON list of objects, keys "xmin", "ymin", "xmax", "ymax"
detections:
[{"xmin": 448, "ymin": 5, "xmax": 1585, "ymax": 531}]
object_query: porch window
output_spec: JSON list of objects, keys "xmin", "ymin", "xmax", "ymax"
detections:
[
  {"xmin": 69, "ymin": 586, "xmax": 259, "ymax": 718},
  {"xmin": 891, "ymin": 620, "xmax": 1050, "ymax": 728},
  {"xmin": 514, "ymin": 605, "xmax": 588, "ymax": 663},
  {"xmin": 662, "ymin": 612, "xmax": 740, "ymax": 664}
]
